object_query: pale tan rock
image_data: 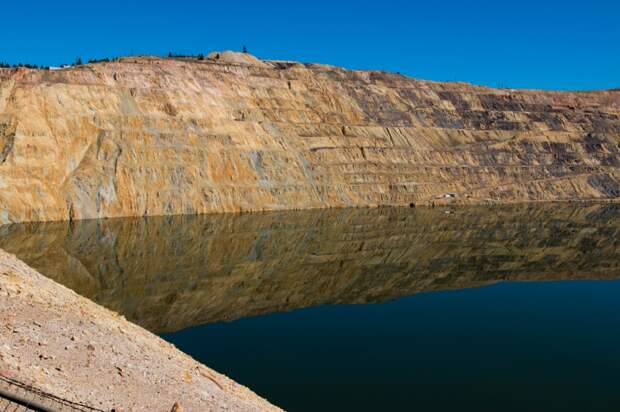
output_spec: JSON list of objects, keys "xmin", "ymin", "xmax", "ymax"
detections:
[
  {"xmin": 206, "ymin": 51, "xmax": 268, "ymax": 67},
  {"xmin": 0, "ymin": 53, "xmax": 618, "ymax": 224}
]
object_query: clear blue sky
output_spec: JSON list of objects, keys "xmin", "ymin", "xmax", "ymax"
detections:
[{"xmin": 2, "ymin": 0, "xmax": 618, "ymax": 90}]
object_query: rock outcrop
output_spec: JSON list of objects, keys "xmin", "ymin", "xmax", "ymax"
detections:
[
  {"xmin": 2, "ymin": 203, "xmax": 617, "ymax": 333},
  {"xmin": 0, "ymin": 52, "xmax": 619, "ymax": 224}
]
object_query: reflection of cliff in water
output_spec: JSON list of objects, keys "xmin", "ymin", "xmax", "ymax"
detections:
[{"xmin": 1, "ymin": 203, "xmax": 619, "ymax": 333}]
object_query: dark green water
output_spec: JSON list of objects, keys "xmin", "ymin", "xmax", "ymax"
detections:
[{"xmin": 1, "ymin": 203, "xmax": 619, "ymax": 411}]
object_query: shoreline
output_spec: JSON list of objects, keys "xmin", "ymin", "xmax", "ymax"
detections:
[{"xmin": 1, "ymin": 196, "xmax": 618, "ymax": 227}]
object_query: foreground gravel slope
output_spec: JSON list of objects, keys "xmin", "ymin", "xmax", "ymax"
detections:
[{"xmin": 0, "ymin": 249, "xmax": 281, "ymax": 412}]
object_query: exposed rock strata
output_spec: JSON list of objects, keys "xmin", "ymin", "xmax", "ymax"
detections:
[
  {"xmin": 0, "ymin": 249, "xmax": 280, "ymax": 411},
  {"xmin": 0, "ymin": 53, "xmax": 619, "ymax": 224},
  {"xmin": 2, "ymin": 203, "xmax": 618, "ymax": 333}
]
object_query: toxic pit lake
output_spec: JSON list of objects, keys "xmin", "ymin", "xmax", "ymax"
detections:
[{"xmin": 2, "ymin": 203, "xmax": 619, "ymax": 411}]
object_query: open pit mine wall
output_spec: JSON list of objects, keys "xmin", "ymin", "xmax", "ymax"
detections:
[{"xmin": 0, "ymin": 53, "xmax": 619, "ymax": 224}]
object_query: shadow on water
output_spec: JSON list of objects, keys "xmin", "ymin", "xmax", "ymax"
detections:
[{"xmin": 2, "ymin": 203, "xmax": 620, "ymax": 411}]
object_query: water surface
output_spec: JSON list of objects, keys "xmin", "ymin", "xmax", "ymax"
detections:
[{"xmin": 1, "ymin": 204, "xmax": 619, "ymax": 411}]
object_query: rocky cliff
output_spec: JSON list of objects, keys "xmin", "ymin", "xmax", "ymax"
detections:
[{"xmin": 0, "ymin": 52, "xmax": 619, "ymax": 224}]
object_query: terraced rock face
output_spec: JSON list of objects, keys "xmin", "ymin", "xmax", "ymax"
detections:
[{"xmin": 0, "ymin": 53, "xmax": 619, "ymax": 224}]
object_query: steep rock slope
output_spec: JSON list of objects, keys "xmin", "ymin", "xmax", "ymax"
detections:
[{"xmin": 0, "ymin": 53, "xmax": 619, "ymax": 223}]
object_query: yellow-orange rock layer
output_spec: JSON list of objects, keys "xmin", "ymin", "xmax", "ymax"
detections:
[{"xmin": 0, "ymin": 54, "xmax": 618, "ymax": 223}]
